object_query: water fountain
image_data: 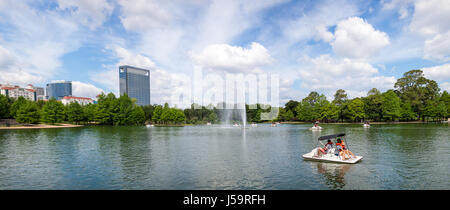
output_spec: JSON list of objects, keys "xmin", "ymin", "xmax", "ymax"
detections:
[{"xmin": 219, "ymin": 103, "xmax": 247, "ymax": 128}]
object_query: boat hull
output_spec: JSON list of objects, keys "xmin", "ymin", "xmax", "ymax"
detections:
[{"xmin": 302, "ymin": 152, "xmax": 363, "ymax": 164}]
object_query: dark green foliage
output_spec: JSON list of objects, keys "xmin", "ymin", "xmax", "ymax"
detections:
[
  {"xmin": 394, "ymin": 70, "xmax": 440, "ymax": 120},
  {"xmin": 66, "ymin": 102, "xmax": 85, "ymax": 124},
  {"xmin": 347, "ymin": 98, "xmax": 366, "ymax": 122},
  {"xmin": 9, "ymin": 96, "xmax": 27, "ymax": 118},
  {"xmin": 15, "ymin": 101, "xmax": 40, "ymax": 124},
  {"xmin": 41, "ymin": 98, "xmax": 66, "ymax": 124},
  {"xmin": 381, "ymin": 90, "xmax": 401, "ymax": 121},
  {"xmin": 0, "ymin": 94, "xmax": 11, "ymax": 118}
]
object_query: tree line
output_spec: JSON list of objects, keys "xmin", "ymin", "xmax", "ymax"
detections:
[
  {"xmin": 0, "ymin": 93, "xmax": 149, "ymax": 125},
  {"xmin": 277, "ymin": 70, "xmax": 450, "ymax": 122},
  {"xmin": 1, "ymin": 70, "xmax": 449, "ymax": 125}
]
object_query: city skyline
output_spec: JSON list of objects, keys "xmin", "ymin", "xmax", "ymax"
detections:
[{"xmin": 0, "ymin": 0, "xmax": 449, "ymax": 106}]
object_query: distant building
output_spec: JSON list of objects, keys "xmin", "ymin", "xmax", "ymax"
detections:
[
  {"xmin": 119, "ymin": 65, "xmax": 150, "ymax": 106},
  {"xmin": 61, "ymin": 96, "xmax": 94, "ymax": 106},
  {"xmin": 26, "ymin": 84, "xmax": 45, "ymax": 100},
  {"xmin": 46, "ymin": 80, "xmax": 72, "ymax": 100},
  {"xmin": 0, "ymin": 84, "xmax": 36, "ymax": 101}
]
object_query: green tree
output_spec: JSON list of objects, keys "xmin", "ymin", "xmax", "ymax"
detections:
[
  {"xmin": 128, "ymin": 106, "xmax": 146, "ymax": 125},
  {"xmin": 284, "ymin": 100, "xmax": 300, "ymax": 118},
  {"xmin": 0, "ymin": 94, "xmax": 10, "ymax": 118},
  {"xmin": 174, "ymin": 109, "xmax": 186, "ymax": 124},
  {"xmin": 208, "ymin": 111, "xmax": 218, "ymax": 123},
  {"xmin": 333, "ymin": 89, "xmax": 348, "ymax": 122},
  {"xmin": 440, "ymin": 91, "xmax": 450, "ymax": 118},
  {"xmin": 83, "ymin": 103, "xmax": 97, "ymax": 124},
  {"xmin": 142, "ymin": 105, "xmax": 155, "ymax": 122},
  {"xmin": 320, "ymin": 102, "xmax": 339, "ymax": 122},
  {"xmin": 435, "ymin": 101, "xmax": 448, "ymax": 120},
  {"xmin": 381, "ymin": 90, "xmax": 402, "ymax": 121},
  {"xmin": 276, "ymin": 107, "xmax": 288, "ymax": 121},
  {"xmin": 41, "ymin": 98, "xmax": 66, "ymax": 124},
  {"xmin": 16, "ymin": 101, "xmax": 40, "ymax": 124},
  {"xmin": 296, "ymin": 101, "xmax": 314, "ymax": 121},
  {"xmin": 296, "ymin": 92, "xmax": 328, "ymax": 122},
  {"xmin": 363, "ymin": 88, "xmax": 383, "ymax": 121},
  {"xmin": 152, "ymin": 105, "xmax": 163, "ymax": 123},
  {"xmin": 424, "ymin": 99, "xmax": 447, "ymax": 121},
  {"xmin": 9, "ymin": 96, "xmax": 27, "ymax": 118},
  {"xmin": 347, "ymin": 98, "xmax": 366, "ymax": 122},
  {"xmin": 113, "ymin": 94, "xmax": 134, "ymax": 125},
  {"xmin": 95, "ymin": 93, "xmax": 117, "ymax": 125},
  {"xmin": 66, "ymin": 102, "xmax": 85, "ymax": 124},
  {"xmin": 400, "ymin": 102, "xmax": 417, "ymax": 121},
  {"xmin": 394, "ymin": 70, "xmax": 440, "ymax": 120}
]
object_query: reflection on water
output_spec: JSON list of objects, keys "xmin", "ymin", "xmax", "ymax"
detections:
[
  {"xmin": 0, "ymin": 123, "xmax": 449, "ymax": 189},
  {"xmin": 313, "ymin": 162, "xmax": 353, "ymax": 190}
]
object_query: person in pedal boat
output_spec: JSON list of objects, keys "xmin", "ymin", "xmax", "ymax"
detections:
[
  {"xmin": 336, "ymin": 139, "xmax": 356, "ymax": 160},
  {"xmin": 314, "ymin": 140, "xmax": 333, "ymax": 157}
]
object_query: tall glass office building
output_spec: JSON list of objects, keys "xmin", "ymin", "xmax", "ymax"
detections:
[
  {"xmin": 46, "ymin": 81, "xmax": 72, "ymax": 100},
  {"xmin": 119, "ymin": 65, "xmax": 150, "ymax": 106}
]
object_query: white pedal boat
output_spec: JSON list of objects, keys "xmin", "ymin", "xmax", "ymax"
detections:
[
  {"xmin": 309, "ymin": 126, "xmax": 322, "ymax": 130},
  {"xmin": 302, "ymin": 133, "xmax": 363, "ymax": 164},
  {"xmin": 363, "ymin": 124, "xmax": 370, "ymax": 128},
  {"xmin": 303, "ymin": 148, "xmax": 363, "ymax": 164}
]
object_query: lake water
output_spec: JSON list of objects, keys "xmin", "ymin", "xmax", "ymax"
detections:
[{"xmin": 0, "ymin": 123, "xmax": 449, "ymax": 190}]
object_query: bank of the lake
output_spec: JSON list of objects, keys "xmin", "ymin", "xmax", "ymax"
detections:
[{"xmin": 0, "ymin": 123, "xmax": 83, "ymax": 130}]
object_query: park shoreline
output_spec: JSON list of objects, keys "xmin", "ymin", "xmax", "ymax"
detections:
[{"xmin": 0, "ymin": 124, "xmax": 83, "ymax": 130}]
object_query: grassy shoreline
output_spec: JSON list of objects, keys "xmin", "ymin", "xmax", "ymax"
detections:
[{"xmin": 0, "ymin": 123, "xmax": 83, "ymax": 130}]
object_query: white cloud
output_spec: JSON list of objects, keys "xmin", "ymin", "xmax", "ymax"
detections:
[
  {"xmin": 410, "ymin": 0, "xmax": 450, "ymax": 37},
  {"xmin": 441, "ymin": 82, "xmax": 450, "ymax": 92},
  {"xmin": 117, "ymin": 0, "xmax": 171, "ymax": 31},
  {"xmin": 332, "ymin": 17, "xmax": 390, "ymax": 59},
  {"xmin": 0, "ymin": 45, "xmax": 14, "ymax": 67},
  {"xmin": 422, "ymin": 63, "xmax": 450, "ymax": 81},
  {"xmin": 0, "ymin": 44, "xmax": 43, "ymax": 85},
  {"xmin": 409, "ymin": 0, "xmax": 450, "ymax": 62},
  {"xmin": 381, "ymin": 0, "xmax": 414, "ymax": 19},
  {"xmin": 193, "ymin": 0, "xmax": 287, "ymax": 49},
  {"xmin": 281, "ymin": 0, "xmax": 359, "ymax": 44},
  {"xmin": 72, "ymin": 81, "xmax": 105, "ymax": 99},
  {"xmin": 314, "ymin": 25, "xmax": 334, "ymax": 43},
  {"xmin": 297, "ymin": 55, "xmax": 396, "ymax": 98},
  {"xmin": 57, "ymin": 0, "xmax": 113, "ymax": 30},
  {"xmin": 117, "ymin": 0, "xmax": 286, "ymax": 69},
  {"xmin": 0, "ymin": 1, "xmax": 107, "ymax": 86},
  {"xmin": 114, "ymin": 47, "xmax": 156, "ymax": 69},
  {"xmin": 190, "ymin": 42, "xmax": 273, "ymax": 73},
  {"xmin": 423, "ymin": 31, "xmax": 450, "ymax": 62}
]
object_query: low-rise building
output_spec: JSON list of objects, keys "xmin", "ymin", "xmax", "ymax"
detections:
[
  {"xmin": 0, "ymin": 84, "xmax": 36, "ymax": 101},
  {"xmin": 61, "ymin": 96, "xmax": 94, "ymax": 106},
  {"xmin": 26, "ymin": 84, "xmax": 45, "ymax": 100}
]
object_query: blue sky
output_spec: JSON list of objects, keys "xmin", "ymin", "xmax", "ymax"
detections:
[{"xmin": 0, "ymin": 0, "xmax": 449, "ymax": 106}]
